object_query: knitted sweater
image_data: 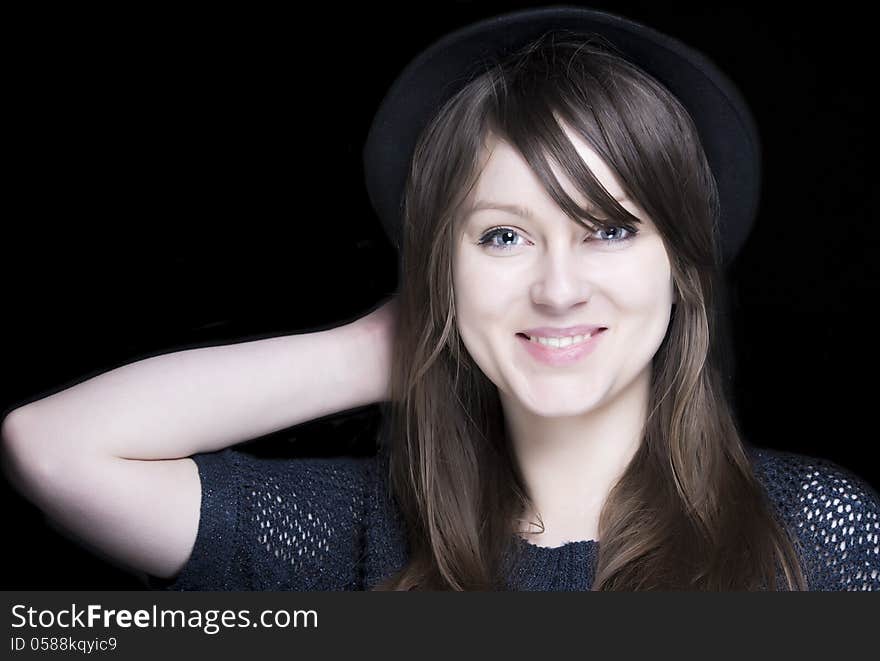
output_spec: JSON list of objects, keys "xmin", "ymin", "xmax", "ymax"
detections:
[{"xmin": 147, "ymin": 443, "xmax": 880, "ymax": 591}]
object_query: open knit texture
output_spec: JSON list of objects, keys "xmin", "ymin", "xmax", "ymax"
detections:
[{"xmin": 147, "ymin": 443, "xmax": 880, "ymax": 591}]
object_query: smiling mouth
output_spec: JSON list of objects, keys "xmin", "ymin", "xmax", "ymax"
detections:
[
  {"xmin": 516, "ymin": 329, "xmax": 606, "ymax": 348},
  {"xmin": 514, "ymin": 329, "xmax": 606, "ymax": 366}
]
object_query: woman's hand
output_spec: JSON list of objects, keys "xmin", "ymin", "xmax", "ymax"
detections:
[
  {"xmin": 356, "ymin": 295, "xmax": 399, "ymax": 339},
  {"xmin": 348, "ymin": 295, "xmax": 398, "ymax": 403}
]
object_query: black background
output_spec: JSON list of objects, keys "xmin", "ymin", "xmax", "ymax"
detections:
[{"xmin": 2, "ymin": 2, "xmax": 877, "ymax": 588}]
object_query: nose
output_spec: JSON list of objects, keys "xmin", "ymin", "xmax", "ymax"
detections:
[{"xmin": 530, "ymin": 251, "xmax": 593, "ymax": 310}]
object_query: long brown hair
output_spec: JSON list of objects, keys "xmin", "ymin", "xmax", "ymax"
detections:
[{"xmin": 371, "ymin": 31, "xmax": 808, "ymax": 590}]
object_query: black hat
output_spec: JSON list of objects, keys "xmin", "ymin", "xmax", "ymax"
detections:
[{"xmin": 363, "ymin": 6, "xmax": 760, "ymax": 267}]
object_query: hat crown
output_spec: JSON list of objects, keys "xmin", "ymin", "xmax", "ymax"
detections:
[{"xmin": 363, "ymin": 6, "xmax": 760, "ymax": 268}]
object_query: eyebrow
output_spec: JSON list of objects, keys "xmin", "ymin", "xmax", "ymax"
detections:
[{"xmin": 467, "ymin": 195, "xmax": 628, "ymax": 220}]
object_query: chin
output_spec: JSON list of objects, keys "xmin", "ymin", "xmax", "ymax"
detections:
[{"xmin": 520, "ymin": 391, "xmax": 603, "ymax": 418}]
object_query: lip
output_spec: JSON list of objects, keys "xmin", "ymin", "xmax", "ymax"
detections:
[
  {"xmin": 520, "ymin": 325, "xmax": 605, "ymax": 338},
  {"xmin": 517, "ymin": 328, "xmax": 606, "ymax": 366}
]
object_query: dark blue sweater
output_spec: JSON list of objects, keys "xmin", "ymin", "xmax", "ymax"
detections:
[{"xmin": 147, "ymin": 443, "xmax": 880, "ymax": 591}]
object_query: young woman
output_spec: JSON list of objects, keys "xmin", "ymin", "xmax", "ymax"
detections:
[{"xmin": 3, "ymin": 7, "xmax": 878, "ymax": 591}]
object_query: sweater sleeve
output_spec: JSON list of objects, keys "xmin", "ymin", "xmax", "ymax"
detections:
[
  {"xmin": 750, "ymin": 446, "xmax": 880, "ymax": 591},
  {"xmin": 146, "ymin": 447, "xmax": 375, "ymax": 591}
]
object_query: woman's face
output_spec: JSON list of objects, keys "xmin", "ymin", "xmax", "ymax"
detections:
[{"xmin": 452, "ymin": 127, "xmax": 676, "ymax": 417}]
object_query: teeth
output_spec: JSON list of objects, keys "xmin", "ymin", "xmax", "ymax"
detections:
[{"xmin": 528, "ymin": 333, "xmax": 593, "ymax": 347}]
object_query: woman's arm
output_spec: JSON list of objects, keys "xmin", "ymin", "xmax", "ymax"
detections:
[
  {"xmin": 2, "ymin": 299, "xmax": 395, "ymax": 462},
  {"xmin": 0, "ymin": 299, "xmax": 396, "ymax": 580}
]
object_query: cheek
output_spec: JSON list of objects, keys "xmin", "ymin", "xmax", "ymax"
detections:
[
  {"xmin": 453, "ymin": 262, "xmax": 490, "ymax": 356},
  {"xmin": 453, "ymin": 264, "xmax": 513, "ymax": 376},
  {"xmin": 454, "ymin": 255, "xmax": 514, "ymax": 320},
  {"xmin": 608, "ymin": 249, "xmax": 674, "ymax": 311}
]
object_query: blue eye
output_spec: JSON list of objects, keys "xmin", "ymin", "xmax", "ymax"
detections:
[
  {"xmin": 478, "ymin": 227, "xmax": 525, "ymax": 250},
  {"xmin": 477, "ymin": 225, "xmax": 637, "ymax": 251}
]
